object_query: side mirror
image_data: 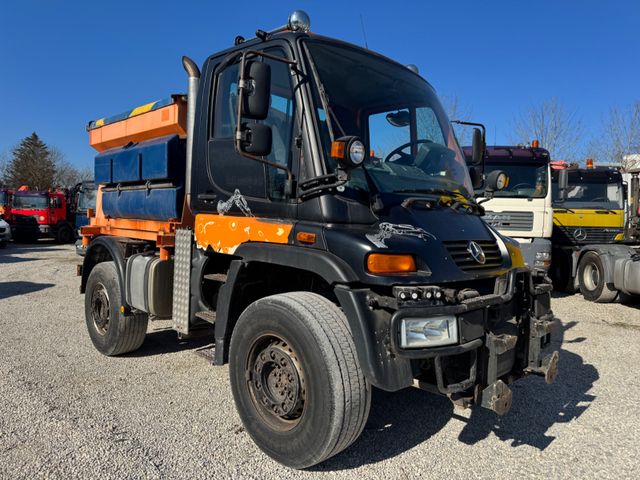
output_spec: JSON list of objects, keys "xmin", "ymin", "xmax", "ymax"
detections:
[
  {"xmin": 468, "ymin": 166, "xmax": 483, "ymax": 189},
  {"xmin": 471, "ymin": 128, "xmax": 485, "ymax": 165},
  {"xmin": 557, "ymin": 169, "xmax": 568, "ymax": 201},
  {"xmin": 240, "ymin": 123, "xmax": 272, "ymax": 157},
  {"xmin": 241, "ymin": 61, "xmax": 271, "ymax": 120},
  {"xmin": 486, "ymin": 170, "xmax": 509, "ymax": 192}
]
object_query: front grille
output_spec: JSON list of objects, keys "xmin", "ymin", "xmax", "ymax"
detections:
[
  {"xmin": 483, "ymin": 210, "xmax": 533, "ymax": 231},
  {"xmin": 0, "ymin": 227, "xmax": 5, "ymax": 233},
  {"xmin": 14, "ymin": 214, "xmax": 38, "ymax": 225},
  {"xmin": 444, "ymin": 239, "xmax": 504, "ymax": 274},
  {"xmin": 552, "ymin": 226, "xmax": 622, "ymax": 245}
]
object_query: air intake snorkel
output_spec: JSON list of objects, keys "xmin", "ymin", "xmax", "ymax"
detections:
[{"xmin": 181, "ymin": 56, "xmax": 201, "ymax": 205}]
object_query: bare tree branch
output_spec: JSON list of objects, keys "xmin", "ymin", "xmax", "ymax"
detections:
[
  {"xmin": 510, "ymin": 98, "xmax": 585, "ymax": 160},
  {"xmin": 588, "ymin": 101, "xmax": 640, "ymax": 166}
]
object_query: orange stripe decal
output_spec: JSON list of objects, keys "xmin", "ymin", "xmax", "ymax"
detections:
[{"xmin": 195, "ymin": 214, "xmax": 293, "ymax": 254}]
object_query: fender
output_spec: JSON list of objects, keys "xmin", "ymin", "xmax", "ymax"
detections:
[
  {"xmin": 233, "ymin": 242, "xmax": 359, "ymax": 284},
  {"xmin": 80, "ymin": 236, "xmax": 128, "ymax": 307},
  {"xmin": 213, "ymin": 243, "xmax": 359, "ymax": 365}
]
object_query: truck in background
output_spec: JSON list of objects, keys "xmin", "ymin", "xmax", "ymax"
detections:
[
  {"xmin": 77, "ymin": 11, "xmax": 559, "ymax": 468},
  {"xmin": 464, "ymin": 143, "xmax": 553, "ymax": 273},
  {"xmin": 551, "ymin": 161, "xmax": 627, "ymax": 299},
  {"xmin": 72, "ymin": 181, "xmax": 96, "ymax": 235},
  {"xmin": 0, "ymin": 188, "xmax": 12, "ymax": 221},
  {"xmin": 10, "ymin": 188, "xmax": 75, "ymax": 243}
]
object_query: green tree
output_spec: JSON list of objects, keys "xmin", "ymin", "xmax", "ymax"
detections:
[{"xmin": 4, "ymin": 133, "xmax": 56, "ymax": 190}]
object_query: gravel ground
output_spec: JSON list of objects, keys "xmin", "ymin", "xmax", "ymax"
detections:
[{"xmin": 1, "ymin": 242, "xmax": 639, "ymax": 479}]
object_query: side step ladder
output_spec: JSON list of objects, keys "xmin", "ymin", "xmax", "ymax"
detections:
[{"xmin": 172, "ymin": 228, "xmax": 193, "ymax": 336}]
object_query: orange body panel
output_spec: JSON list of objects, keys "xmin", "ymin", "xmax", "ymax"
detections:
[
  {"xmin": 81, "ymin": 186, "xmax": 184, "ymax": 245},
  {"xmin": 89, "ymin": 101, "xmax": 187, "ymax": 152},
  {"xmin": 195, "ymin": 214, "xmax": 293, "ymax": 254},
  {"xmin": 82, "ymin": 189, "xmax": 294, "ymax": 255}
]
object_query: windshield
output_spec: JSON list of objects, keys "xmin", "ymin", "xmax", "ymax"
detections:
[
  {"xmin": 305, "ymin": 40, "xmax": 473, "ymax": 199},
  {"xmin": 479, "ymin": 161, "xmax": 548, "ymax": 198},
  {"xmin": 78, "ymin": 187, "xmax": 96, "ymax": 210},
  {"xmin": 552, "ymin": 172, "xmax": 624, "ymax": 210},
  {"xmin": 13, "ymin": 193, "xmax": 48, "ymax": 210}
]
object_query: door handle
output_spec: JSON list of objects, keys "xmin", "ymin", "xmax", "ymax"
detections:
[{"xmin": 197, "ymin": 193, "xmax": 218, "ymax": 203}]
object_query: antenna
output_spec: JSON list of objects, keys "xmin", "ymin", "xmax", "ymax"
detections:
[{"xmin": 359, "ymin": 14, "xmax": 369, "ymax": 49}]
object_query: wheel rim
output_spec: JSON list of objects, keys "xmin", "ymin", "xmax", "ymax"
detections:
[
  {"xmin": 91, "ymin": 282, "xmax": 110, "ymax": 335},
  {"xmin": 246, "ymin": 335, "xmax": 306, "ymax": 431},
  {"xmin": 583, "ymin": 262, "xmax": 600, "ymax": 291}
]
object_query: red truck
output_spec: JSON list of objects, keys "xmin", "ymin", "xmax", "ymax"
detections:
[{"xmin": 10, "ymin": 189, "xmax": 75, "ymax": 243}]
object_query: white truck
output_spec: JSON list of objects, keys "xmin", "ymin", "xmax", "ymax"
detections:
[{"xmin": 464, "ymin": 145, "xmax": 553, "ymax": 273}]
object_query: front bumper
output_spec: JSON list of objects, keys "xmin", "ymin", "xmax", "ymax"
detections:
[
  {"xmin": 335, "ymin": 270, "xmax": 558, "ymax": 415},
  {"xmin": 11, "ymin": 223, "xmax": 50, "ymax": 238}
]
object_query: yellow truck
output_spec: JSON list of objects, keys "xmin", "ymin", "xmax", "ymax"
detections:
[{"xmin": 551, "ymin": 163, "xmax": 634, "ymax": 301}]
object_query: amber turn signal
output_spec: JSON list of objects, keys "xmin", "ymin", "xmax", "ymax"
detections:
[
  {"xmin": 331, "ymin": 140, "xmax": 346, "ymax": 159},
  {"xmin": 366, "ymin": 253, "xmax": 417, "ymax": 274},
  {"xmin": 296, "ymin": 231, "xmax": 316, "ymax": 244}
]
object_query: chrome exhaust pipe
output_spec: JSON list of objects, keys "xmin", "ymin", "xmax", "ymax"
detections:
[{"xmin": 181, "ymin": 56, "xmax": 201, "ymax": 203}]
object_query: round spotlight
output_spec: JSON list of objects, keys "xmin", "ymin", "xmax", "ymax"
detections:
[{"xmin": 288, "ymin": 10, "xmax": 311, "ymax": 32}]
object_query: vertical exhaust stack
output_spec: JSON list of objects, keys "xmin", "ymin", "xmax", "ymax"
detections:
[{"xmin": 181, "ymin": 56, "xmax": 201, "ymax": 204}]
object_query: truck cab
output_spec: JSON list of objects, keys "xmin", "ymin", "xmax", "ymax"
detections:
[
  {"xmin": 73, "ymin": 181, "xmax": 96, "ymax": 235},
  {"xmin": 78, "ymin": 11, "xmax": 559, "ymax": 468},
  {"xmin": 465, "ymin": 145, "xmax": 553, "ymax": 272},
  {"xmin": 550, "ymin": 165, "xmax": 625, "ymax": 292},
  {"xmin": 11, "ymin": 190, "xmax": 75, "ymax": 243}
]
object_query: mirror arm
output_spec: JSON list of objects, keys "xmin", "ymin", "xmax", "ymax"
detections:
[
  {"xmin": 450, "ymin": 120, "xmax": 486, "ymax": 146},
  {"xmin": 234, "ymin": 49, "xmax": 297, "ymax": 198}
]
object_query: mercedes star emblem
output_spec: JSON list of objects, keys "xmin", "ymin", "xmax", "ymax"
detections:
[
  {"xmin": 467, "ymin": 241, "xmax": 486, "ymax": 264},
  {"xmin": 573, "ymin": 228, "xmax": 587, "ymax": 241}
]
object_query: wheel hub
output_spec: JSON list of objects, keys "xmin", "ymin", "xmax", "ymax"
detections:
[
  {"xmin": 250, "ymin": 340, "xmax": 304, "ymax": 420},
  {"xmin": 91, "ymin": 283, "xmax": 110, "ymax": 335}
]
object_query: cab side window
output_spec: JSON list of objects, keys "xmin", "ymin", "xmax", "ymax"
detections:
[{"xmin": 210, "ymin": 47, "xmax": 297, "ymax": 201}]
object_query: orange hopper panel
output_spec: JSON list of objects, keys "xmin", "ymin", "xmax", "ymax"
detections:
[{"xmin": 89, "ymin": 97, "xmax": 187, "ymax": 152}]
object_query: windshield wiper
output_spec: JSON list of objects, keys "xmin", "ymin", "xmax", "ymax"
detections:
[
  {"xmin": 393, "ymin": 188, "xmax": 481, "ymax": 213},
  {"xmin": 554, "ymin": 206, "xmax": 575, "ymax": 213},
  {"xmin": 594, "ymin": 207, "xmax": 619, "ymax": 214}
]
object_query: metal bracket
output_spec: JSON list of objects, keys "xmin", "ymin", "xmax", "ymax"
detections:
[{"xmin": 480, "ymin": 379, "xmax": 513, "ymax": 415}]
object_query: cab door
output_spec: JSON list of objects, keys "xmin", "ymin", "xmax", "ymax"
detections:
[{"xmin": 198, "ymin": 41, "xmax": 300, "ymax": 221}]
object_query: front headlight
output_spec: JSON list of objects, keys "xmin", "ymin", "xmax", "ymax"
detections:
[
  {"xmin": 535, "ymin": 251, "xmax": 551, "ymax": 261},
  {"xmin": 400, "ymin": 315, "xmax": 458, "ymax": 348}
]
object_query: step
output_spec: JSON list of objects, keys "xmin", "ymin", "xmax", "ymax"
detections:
[
  {"xmin": 195, "ymin": 310, "xmax": 216, "ymax": 324},
  {"xmin": 203, "ymin": 273, "xmax": 227, "ymax": 282}
]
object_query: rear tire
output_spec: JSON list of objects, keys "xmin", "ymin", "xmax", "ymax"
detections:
[
  {"xmin": 229, "ymin": 292, "xmax": 371, "ymax": 469},
  {"xmin": 84, "ymin": 261, "xmax": 148, "ymax": 355},
  {"xmin": 578, "ymin": 251, "xmax": 618, "ymax": 303}
]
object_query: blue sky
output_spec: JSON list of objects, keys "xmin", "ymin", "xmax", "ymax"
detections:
[{"xmin": 1, "ymin": 0, "xmax": 638, "ymax": 169}]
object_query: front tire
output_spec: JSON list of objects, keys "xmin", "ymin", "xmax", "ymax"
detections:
[
  {"xmin": 84, "ymin": 261, "xmax": 148, "ymax": 355},
  {"xmin": 56, "ymin": 224, "xmax": 74, "ymax": 244},
  {"xmin": 578, "ymin": 251, "xmax": 618, "ymax": 302},
  {"xmin": 229, "ymin": 292, "xmax": 371, "ymax": 469}
]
